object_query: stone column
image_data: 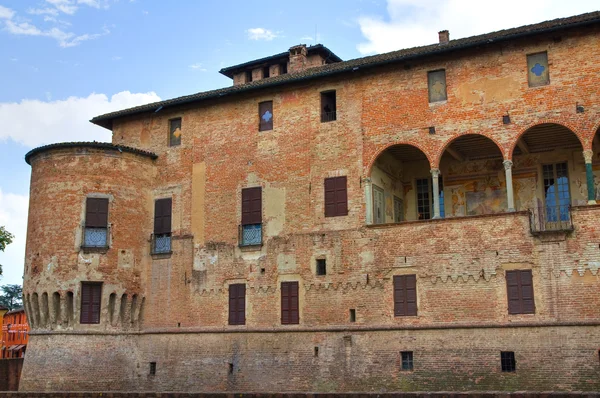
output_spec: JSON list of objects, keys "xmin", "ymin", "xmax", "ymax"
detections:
[
  {"xmin": 364, "ymin": 178, "xmax": 373, "ymax": 225},
  {"xmin": 583, "ymin": 150, "xmax": 596, "ymax": 204},
  {"xmin": 503, "ymin": 160, "xmax": 516, "ymax": 212},
  {"xmin": 431, "ymin": 168, "xmax": 441, "ymax": 219}
]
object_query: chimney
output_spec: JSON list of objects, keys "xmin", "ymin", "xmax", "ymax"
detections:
[
  {"xmin": 288, "ymin": 44, "xmax": 308, "ymax": 73},
  {"xmin": 438, "ymin": 30, "xmax": 449, "ymax": 44}
]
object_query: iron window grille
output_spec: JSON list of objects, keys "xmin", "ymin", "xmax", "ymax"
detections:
[
  {"xmin": 82, "ymin": 225, "xmax": 110, "ymax": 249},
  {"xmin": 501, "ymin": 351, "xmax": 516, "ymax": 372},
  {"xmin": 320, "ymin": 91, "xmax": 337, "ymax": 122},
  {"xmin": 239, "ymin": 224, "xmax": 262, "ymax": 247},
  {"xmin": 401, "ymin": 351, "xmax": 414, "ymax": 371},
  {"xmin": 151, "ymin": 233, "xmax": 172, "ymax": 254},
  {"xmin": 529, "ymin": 205, "xmax": 573, "ymax": 234}
]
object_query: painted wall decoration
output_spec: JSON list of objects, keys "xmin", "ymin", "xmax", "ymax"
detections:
[
  {"xmin": 448, "ymin": 186, "xmax": 466, "ymax": 217},
  {"xmin": 384, "ymin": 191, "xmax": 394, "ymax": 218},
  {"xmin": 514, "ymin": 176, "xmax": 537, "ymax": 210},
  {"xmin": 465, "ymin": 177, "xmax": 506, "ymax": 215}
]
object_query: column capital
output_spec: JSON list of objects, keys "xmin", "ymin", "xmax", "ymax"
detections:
[
  {"xmin": 430, "ymin": 168, "xmax": 440, "ymax": 178},
  {"xmin": 583, "ymin": 149, "xmax": 594, "ymax": 164},
  {"xmin": 503, "ymin": 160, "xmax": 513, "ymax": 170},
  {"xmin": 362, "ymin": 177, "xmax": 372, "ymax": 184}
]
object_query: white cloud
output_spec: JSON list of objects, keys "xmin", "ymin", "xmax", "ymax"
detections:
[
  {"xmin": 0, "ymin": 5, "xmax": 15, "ymax": 19},
  {"xmin": 27, "ymin": 7, "xmax": 60, "ymax": 16},
  {"xmin": 4, "ymin": 19, "xmax": 110, "ymax": 47},
  {"xmin": 0, "ymin": 189, "xmax": 28, "ymax": 285},
  {"xmin": 112, "ymin": 55, "xmax": 122, "ymax": 61},
  {"xmin": 189, "ymin": 63, "xmax": 207, "ymax": 71},
  {"xmin": 45, "ymin": 0, "xmax": 78, "ymax": 15},
  {"xmin": 247, "ymin": 27, "xmax": 278, "ymax": 41},
  {"xmin": 0, "ymin": 91, "xmax": 162, "ymax": 148},
  {"xmin": 357, "ymin": 0, "xmax": 600, "ymax": 54}
]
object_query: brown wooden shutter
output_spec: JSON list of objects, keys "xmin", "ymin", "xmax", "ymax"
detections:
[
  {"xmin": 258, "ymin": 101, "xmax": 273, "ymax": 131},
  {"xmin": 154, "ymin": 198, "xmax": 172, "ymax": 234},
  {"xmin": 394, "ymin": 275, "xmax": 417, "ymax": 316},
  {"xmin": 281, "ymin": 281, "xmax": 299, "ymax": 325},
  {"xmin": 80, "ymin": 282, "xmax": 102, "ymax": 324},
  {"xmin": 520, "ymin": 270, "xmax": 535, "ymax": 314},
  {"xmin": 85, "ymin": 198, "xmax": 108, "ymax": 228},
  {"xmin": 228, "ymin": 284, "xmax": 246, "ymax": 325},
  {"xmin": 506, "ymin": 270, "xmax": 535, "ymax": 314},
  {"xmin": 241, "ymin": 187, "xmax": 262, "ymax": 225},
  {"xmin": 324, "ymin": 176, "xmax": 348, "ymax": 217}
]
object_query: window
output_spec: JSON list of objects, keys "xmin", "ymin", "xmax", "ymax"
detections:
[
  {"xmin": 149, "ymin": 362, "xmax": 156, "ymax": 376},
  {"xmin": 324, "ymin": 176, "xmax": 348, "ymax": 217},
  {"xmin": 438, "ymin": 175, "xmax": 445, "ymax": 218},
  {"xmin": 393, "ymin": 196, "xmax": 404, "ymax": 223},
  {"xmin": 320, "ymin": 91, "xmax": 336, "ymax": 122},
  {"xmin": 281, "ymin": 281, "xmax": 299, "ymax": 325},
  {"xmin": 279, "ymin": 62, "xmax": 288, "ymax": 75},
  {"xmin": 245, "ymin": 70, "xmax": 252, "ymax": 83},
  {"xmin": 258, "ymin": 101, "xmax": 273, "ymax": 131},
  {"xmin": 506, "ymin": 270, "xmax": 535, "ymax": 314},
  {"xmin": 416, "ymin": 178, "xmax": 431, "ymax": 220},
  {"xmin": 393, "ymin": 275, "xmax": 417, "ymax": 316},
  {"xmin": 428, "ymin": 70, "xmax": 447, "ymax": 102},
  {"xmin": 527, "ymin": 52, "xmax": 549, "ymax": 87},
  {"xmin": 373, "ymin": 185, "xmax": 385, "ymax": 224},
  {"xmin": 241, "ymin": 187, "xmax": 262, "ymax": 246},
  {"xmin": 80, "ymin": 282, "xmax": 102, "ymax": 324},
  {"xmin": 401, "ymin": 351, "xmax": 414, "ymax": 371},
  {"xmin": 228, "ymin": 284, "xmax": 246, "ymax": 325},
  {"xmin": 83, "ymin": 198, "xmax": 108, "ymax": 248},
  {"xmin": 501, "ymin": 351, "xmax": 516, "ymax": 372},
  {"xmin": 262, "ymin": 66, "xmax": 270, "ymax": 79},
  {"xmin": 316, "ymin": 259, "xmax": 326, "ymax": 276},
  {"xmin": 152, "ymin": 198, "xmax": 172, "ymax": 254},
  {"xmin": 349, "ymin": 309, "xmax": 356, "ymax": 323},
  {"xmin": 543, "ymin": 163, "xmax": 570, "ymax": 222},
  {"xmin": 169, "ymin": 118, "xmax": 182, "ymax": 147}
]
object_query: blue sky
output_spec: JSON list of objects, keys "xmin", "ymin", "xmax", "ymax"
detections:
[{"xmin": 0, "ymin": 0, "xmax": 598, "ymax": 286}]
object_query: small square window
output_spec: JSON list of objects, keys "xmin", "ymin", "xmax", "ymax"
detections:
[
  {"xmin": 316, "ymin": 259, "xmax": 326, "ymax": 276},
  {"xmin": 501, "ymin": 351, "xmax": 516, "ymax": 372},
  {"xmin": 401, "ymin": 351, "xmax": 413, "ymax": 371},
  {"xmin": 169, "ymin": 118, "xmax": 182, "ymax": 147},
  {"xmin": 149, "ymin": 362, "xmax": 156, "ymax": 376},
  {"xmin": 527, "ymin": 52, "xmax": 549, "ymax": 87},
  {"xmin": 428, "ymin": 70, "xmax": 447, "ymax": 103}
]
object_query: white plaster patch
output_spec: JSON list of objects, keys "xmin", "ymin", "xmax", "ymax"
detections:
[{"xmin": 277, "ymin": 253, "xmax": 297, "ymax": 273}]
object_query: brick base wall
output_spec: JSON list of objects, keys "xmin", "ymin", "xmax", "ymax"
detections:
[{"xmin": 20, "ymin": 326, "xmax": 600, "ymax": 392}]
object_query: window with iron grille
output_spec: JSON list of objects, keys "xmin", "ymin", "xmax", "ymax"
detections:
[
  {"xmin": 506, "ymin": 270, "xmax": 535, "ymax": 314},
  {"xmin": 80, "ymin": 282, "xmax": 102, "ymax": 324},
  {"xmin": 501, "ymin": 351, "xmax": 516, "ymax": 372},
  {"xmin": 169, "ymin": 118, "xmax": 182, "ymax": 147},
  {"xmin": 543, "ymin": 163, "xmax": 570, "ymax": 223},
  {"xmin": 241, "ymin": 187, "xmax": 262, "ymax": 246},
  {"xmin": 416, "ymin": 178, "xmax": 431, "ymax": 220},
  {"xmin": 316, "ymin": 259, "xmax": 326, "ymax": 276},
  {"xmin": 152, "ymin": 198, "xmax": 172, "ymax": 254},
  {"xmin": 149, "ymin": 362, "xmax": 156, "ymax": 376},
  {"xmin": 83, "ymin": 197, "xmax": 109, "ymax": 248},
  {"xmin": 228, "ymin": 284, "xmax": 246, "ymax": 325},
  {"xmin": 394, "ymin": 275, "xmax": 417, "ymax": 317},
  {"xmin": 320, "ymin": 91, "xmax": 337, "ymax": 122},
  {"xmin": 324, "ymin": 176, "xmax": 348, "ymax": 217},
  {"xmin": 259, "ymin": 101, "xmax": 273, "ymax": 131},
  {"xmin": 401, "ymin": 351, "xmax": 414, "ymax": 371},
  {"xmin": 527, "ymin": 52, "xmax": 549, "ymax": 87},
  {"xmin": 281, "ymin": 281, "xmax": 299, "ymax": 325},
  {"xmin": 428, "ymin": 70, "xmax": 447, "ymax": 103}
]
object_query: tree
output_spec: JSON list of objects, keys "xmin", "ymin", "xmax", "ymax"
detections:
[
  {"xmin": 0, "ymin": 225, "xmax": 14, "ymax": 276},
  {"xmin": 0, "ymin": 284, "xmax": 22, "ymax": 311}
]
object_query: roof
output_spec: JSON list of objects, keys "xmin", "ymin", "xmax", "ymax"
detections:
[
  {"xmin": 219, "ymin": 44, "xmax": 343, "ymax": 78},
  {"xmin": 6, "ymin": 308, "xmax": 24, "ymax": 315},
  {"xmin": 25, "ymin": 142, "xmax": 158, "ymax": 165},
  {"xmin": 91, "ymin": 11, "xmax": 600, "ymax": 130}
]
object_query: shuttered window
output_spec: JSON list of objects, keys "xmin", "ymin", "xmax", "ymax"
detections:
[
  {"xmin": 228, "ymin": 284, "xmax": 246, "ymax": 325},
  {"xmin": 394, "ymin": 275, "xmax": 417, "ymax": 317},
  {"xmin": 324, "ymin": 176, "xmax": 348, "ymax": 217},
  {"xmin": 281, "ymin": 281, "xmax": 299, "ymax": 325},
  {"xmin": 258, "ymin": 101, "xmax": 273, "ymax": 131},
  {"xmin": 241, "ymin": 187, "xmax": 262, "ymax": 225},
  {"xmin": 84, "ymin": 198, "xmax": 109, "ymax": 248},
  {"xmin": 80, "ymin": 282, "xmax": 102, "ymax": 324},
  {"xmin": 506, "ymin": 270, "xmax": 535, "ymax": 314}
]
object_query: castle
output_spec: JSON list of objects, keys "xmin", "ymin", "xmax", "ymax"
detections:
[{"xmin": 21, "ymin": 12, "xmax": 600, "ymax": 392}]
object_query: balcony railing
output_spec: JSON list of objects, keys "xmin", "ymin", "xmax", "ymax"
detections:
[
  {"xmin": 81, "ymin": 226, "xmax": 110, "ymax": 249},
  {"xmin": 321, "ymin": 111, "xmax": 337, "ymax": 123},
  {"xmin": 529, "ymin": 205, "xmax": 573, "ymax": 234},
  {"xmin": 239, "ymin": 224, "xmax": 262, "ymax": 247},
  {"xmin": 151, "ymin": 233, "xmax": 172, "ymax": 254}
]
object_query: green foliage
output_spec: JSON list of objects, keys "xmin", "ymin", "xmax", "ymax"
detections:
[
  {"xmin": 0, "ymin": 225, "xmax": 15, "ymax": 276},
  {"xmin": 0, "ymin": 284, "xmax": 22, "ymax": 311}
]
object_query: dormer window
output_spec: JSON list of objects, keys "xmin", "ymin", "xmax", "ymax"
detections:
[
  {"xmin": 245, "ymin": 70, "xmax": 252, "ymax": 83},
  {"xmin": 279, "ymin": 63, "xmax": 288, "ymax": 75},
  {"xmin": 263, "ymin": 66, "xmax": 270, "ymax": 79}
]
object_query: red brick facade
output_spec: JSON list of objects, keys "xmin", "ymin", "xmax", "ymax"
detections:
[{"xmin": 21, "ymin": 14, "xmax": 600, "ymax": 392}]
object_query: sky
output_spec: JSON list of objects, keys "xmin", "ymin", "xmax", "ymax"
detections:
[{"xmin": 0, "ymin": 0, "xmax": 598, "ymax": 286}]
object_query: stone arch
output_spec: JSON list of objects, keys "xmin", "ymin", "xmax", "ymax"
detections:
[
  {"xmin": 436, "ymin": 132, "xmax": 506, "ymax": 167},
  {"xmin": 367, "ymin": 141, "xmax": 435, "ymax": 176},
  {"xmin": 509, "ymin": 120, "xmax": 585, "ymax": 159}
]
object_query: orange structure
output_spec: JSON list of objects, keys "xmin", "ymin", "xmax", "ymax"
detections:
[{"xmin": 1, "ymin": 309, "xmax": 29, "ymax": 359}]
